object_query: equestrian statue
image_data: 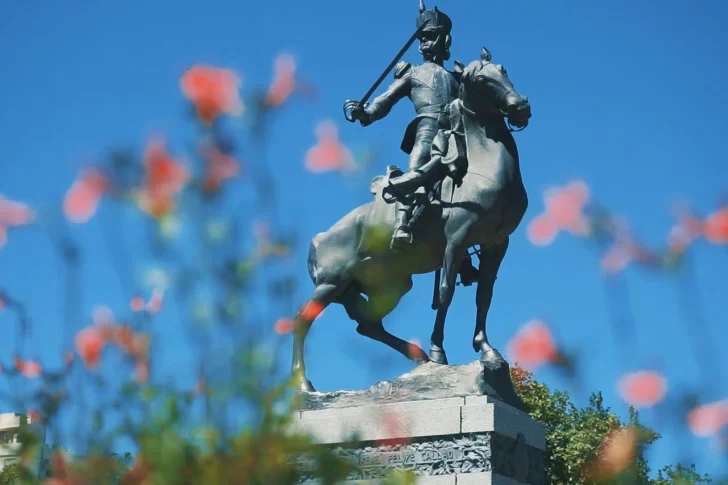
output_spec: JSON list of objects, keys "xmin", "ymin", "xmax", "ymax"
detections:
[{"xmin": 291, "ymin": 1, "xmax": 532, "ymax": 404}]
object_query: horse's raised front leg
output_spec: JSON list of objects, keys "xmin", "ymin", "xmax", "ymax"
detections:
[
  {"xmin": 473, "ymin": 237, "xmax": 509, "ymax": 366},
  {"xmin": 430, "ymin": 218, "xmax": 474, "ymax": 364},
  {"xmin": 339, "ymin": 285, "xmax": 429, "ymax": 364},
  {"xmin": 292, "ymin": 282, "xmax": 347, "ymax": 392}
]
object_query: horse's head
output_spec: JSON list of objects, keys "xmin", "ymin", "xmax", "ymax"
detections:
[{"xmin": 459, "ymin": 47, "xmax": 531, "ymax": 129}]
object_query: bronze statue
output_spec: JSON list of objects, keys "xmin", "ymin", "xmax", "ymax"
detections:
[
  {"xmin": 291, "ymin": 24, "xmax": 532, "ymax": 400},
  {"xmin": 346, "ymin": 0, "xmax": 463, "ymax": 251}
]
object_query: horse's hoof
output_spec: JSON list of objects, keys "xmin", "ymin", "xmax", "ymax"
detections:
[
  {"xmin": 480, "ymin": 348, "xmax": 505, "ymax": 369},
  {"xmin": 429, "ymin": 346, "xmax": 449, "ymax": 365},
  {"xmin": 297, "ymin": 379, "xmax": 317, "ymax": 393}
]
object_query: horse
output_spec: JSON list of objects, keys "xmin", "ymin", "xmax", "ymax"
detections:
[{"xmin": 291, "ymin": 46, "xmax": 531, "ymax": 393}]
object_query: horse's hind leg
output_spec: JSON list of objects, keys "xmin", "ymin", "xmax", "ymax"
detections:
[
  {"xmin": 473, "ymin": 237, "xmax": 509, "ymax": 364},
  {"xmin": 339, "ymin": 285, "xmax": 429, "ymax": 364},
  {"xmin": 292, "ymin": 282, "xmax": 348, "ymax": 392}
]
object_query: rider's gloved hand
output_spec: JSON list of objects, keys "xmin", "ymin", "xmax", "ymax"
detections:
[{"xmin": 351, "ymin": 106, "xmax": 373, "ymax": 126}]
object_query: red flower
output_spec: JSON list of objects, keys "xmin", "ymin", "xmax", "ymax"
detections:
[
  {"xmin": 14, "ymin": 355, "xmax": 42, "ymax": 378},
  {"xmin": 585, "ymin": 426, "xmax": 638, "ymax": 481},
  {"xmin": 376, "ymin": 409, "xmax": 409, "ymax": 446},
  {"xmin": 299, "ymin": 300, "xmax": 325, "ymax": 321},
  {"xmin": 274, "ymin": 318, "xmax": 294, "ymax": 335},
  {"xmin": 27, "ymin": 408, "xmax": 44, "ymax": 423},
  {"xmin": 526, "ymin": 180, "xmax": 591, "ymax": 246},
  {"xmin": 405, "ymin": 338, "xmax": 429, "ymax": 361},
  {"xmin": 134, "ymin": 359, "xmax": 150, "ymax": 384},
  {"xmin": 0, "ymin": 194, "xmax": 35, "ymax": 226},
  {"xmin": 506, "ymin": 319, "xmax": 559, "ymax": 370},
  {"xmin": 201, "ymin": 144, "xmax": 241, "ymax": 193},
  {"xmin": 137, "ymin": 137, "xmax": 189, "ymax": 218},
  {"xmin": 63, "ymin": 169, "xmax": 107, "ymax": 223},
  {"xmin": 265, "ymin": 53, "xmax": 297, "ymax": 108},
  {"xmin": 180, "ymin": 65, "xmax": 243, "ymax": 125},
  {"xmin": 526, "ymin": 213, "xmax": 558, "ymax": 246},
  {"xmin": 75, "ymin": 326, "xmax": 107, "ymax": 369},
  {"xmin": 305, "ymin": 121, "xmax": 354, "ymax": 173},
  {"xmin": 600, "ymin": 218, "xmax": 656, "ymax": 276},
  {"xmin": 146, "ymin": 288, "xmax": 164, "ymax": 314},
  {"xmin": 120, "ymin": 456, "xmax": 152, "ymax": 485},
  {"xmin": 130, "ymin": 296, "xmax": 145, "ymax": 312},
  {"xmin": 703, "ymin": 207, "xmax": 728, "ymax": 244},
  {"xmin": 0, "ymin": 194, "xmax": 35, "ymax": 249},
  {"xmin": 688, "ymin": 399, "xmax": 728, "ymax": 437},
  {"xmin": 617, "ymin": 370, "xmax": 667, "ymax": 408}
]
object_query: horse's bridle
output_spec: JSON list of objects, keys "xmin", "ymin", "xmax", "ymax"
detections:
[
  {"xmin": 464, "ymin": 63, "xmax": 529, "ymax": 133},
  {"xmin": 459, "ymin": 98, "xmax": 527, "ymax": 133}
]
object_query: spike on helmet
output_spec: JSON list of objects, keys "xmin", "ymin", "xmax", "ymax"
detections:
[{"xmin": 417, "ymin": 0, "xmax": 452, "ymax": 35}]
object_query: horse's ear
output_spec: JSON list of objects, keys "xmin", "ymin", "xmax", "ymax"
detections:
[{"xmin": 480, "ymin": 46, "xmax": 492, "ymax": 62}]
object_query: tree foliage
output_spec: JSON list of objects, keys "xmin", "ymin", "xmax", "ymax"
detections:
[{"xmin": 511, "ymin": 367, "xmax": 713, "ymax": 484}]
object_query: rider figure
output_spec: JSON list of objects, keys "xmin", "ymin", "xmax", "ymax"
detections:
[{"xmin": 349, "ymin": 0, "xmax": 462, "ymax": 249}]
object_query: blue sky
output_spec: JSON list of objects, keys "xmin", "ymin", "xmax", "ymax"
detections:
[{"xmin": 1, "ymin": 0, "xmax": 728, "ymax": 477}]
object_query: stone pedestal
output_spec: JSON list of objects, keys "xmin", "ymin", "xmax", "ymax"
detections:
[{"xmin": 291, "ymin": 361, "xmax": 546, "ymax": 485}]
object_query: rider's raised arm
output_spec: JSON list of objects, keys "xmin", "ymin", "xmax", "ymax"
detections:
[{"xmin": 364, "ymin": 61, "xmax": 412, "ymax": 123}]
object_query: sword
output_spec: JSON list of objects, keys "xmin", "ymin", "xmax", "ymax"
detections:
[{"xmin": 343, "ymin": 18, "xmax": 431, "ymax": 122}]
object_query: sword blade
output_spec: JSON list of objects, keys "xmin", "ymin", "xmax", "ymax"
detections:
[{"xmin": 358, "ymin": 18, "xmax": 431, "ymax": 106}]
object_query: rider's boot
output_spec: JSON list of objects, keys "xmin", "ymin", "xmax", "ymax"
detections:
[
  {"xmin": 391, "ymin": 202, "xmax": 414, "ymax": 251},
  {"xmin": 386, "ymin": 156, "xmax": 442, "ymax": 199}
]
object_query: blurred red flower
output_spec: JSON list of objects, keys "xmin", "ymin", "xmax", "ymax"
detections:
[
  {"xmin": 703, "ymin": 207, "xmax": 728, "ymax": 244},
  {"xmin": 202, "ymin": 144, "xmax": 241, "ymax": 193},
  {"xmin": 406, "ymin": 338, "xmax": 424, "ymax": 361},
  {"xmin": 526, "ymin": 180, "xmax": 590, "ymax": 246},
  {"xmin": 27, "ymin": 408, "xmax": 45, "ymax": 423},
  {"xmin": 134, "ymin": 359, "xmax": 150, "ymax": 384},
  {"xmin": 305, "ymin": 121, "xmax": 354, "ymax": 173},
  {"xmin": 120, "ymin": 456, "xmax": 152, "ymax": 485},
  {"xmin": 146, "ymin": 288, "xmax": 164, "ymax": 314},
  {"xmin": 617, "ymin": 370, "xmax": 667, "ymax": 408},
  {"xmin": 139, "ymin": 137, "xmax": 189, "ymax": 218},
  {"xmin": 130, "ymin": 296, "xmax": 145, "ymax": 312},
  {"xmin": 377, "ymin": 409, "xmax": 408, "ymax": 447},
  {"xmin": 585, "ymin": 426, "xmax": 638, "ymax": 481},
  {"xmin": 14, "ymin": 355, "xmax": 42, "ymax": 378},
  {"xmin": 180, "ymin": 65, "xmax": 243, "ymax": 125},
  {"xmin": 63, "ymin": 169, "xmax": 107, "ymax": 223},
  {"xmin": 600, "ymin": 218, "xmax": 657, "ymax": 275},
  {"xmin": 92, "ymin": 305, "xmax": 115, "ymax": 327},
  {"xmin": 688, "ymin": 399, "xmax": 728, "ymax": 437},
  {"xmin": 274, "ymin": 318, "xmax": 294, "ymax": 335},
  {"xmin": 0, "ymin": 194, "xmax": 35, "ymax": 249},
  {"xmin": 0, "ymin": 194, "xmax": 35, "ymax": 226},
  {"xmin": 506, "ymin": 319, "xmax": 559, "ymax": 370},
  {"xmin": 299, "ymin": 300, "xmax": 325, "ymax": 321},
  {"xmin": 526, "ymin": 213, "xmax": 558, "ymax": 246},
  {"xmin": 75, "ymin": 326, "xmax": 107, "ymax": 369},
  {"xmin": 265, "ymin": 53, "xmax": 296, "ymax": 108}
]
